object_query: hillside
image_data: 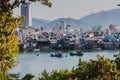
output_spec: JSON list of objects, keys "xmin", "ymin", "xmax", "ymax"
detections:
[
  {"xmin": 32, "ymin": 18, "xmax": 50, "ymax": 28},
  {"xmin": 78, "ymin": 8, "xmax": 120, "ymax": 29},
  {"xmin": 32, "ymin": 8, "xmax": 120, "ymax": 30}
]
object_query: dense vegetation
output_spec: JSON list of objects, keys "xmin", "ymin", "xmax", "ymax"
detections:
[{"xmin": 0, "ymin": 0, "xmax": 52, "ymax": 79}]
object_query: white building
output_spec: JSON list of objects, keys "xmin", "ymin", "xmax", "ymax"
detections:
[{"xmin": 21, "ymin": 2, "xmax": 32, "ymax": 27}]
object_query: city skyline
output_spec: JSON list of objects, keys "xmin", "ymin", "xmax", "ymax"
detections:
[{"xmin": 13, "ymin": 0, "xmax": 120, "ymax": 20}]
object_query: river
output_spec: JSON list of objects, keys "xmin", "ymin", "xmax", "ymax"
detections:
[{"xmin": 9, "ymin": 50, "xmax": 119, "ymax": 77}]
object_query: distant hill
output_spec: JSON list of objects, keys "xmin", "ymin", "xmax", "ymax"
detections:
[
  {"xmin": 78, "ymin": 8, "xmax": 120, "ymax": 29},
  {"xmin": 32, "ymin": 18, "xmax": 50, "ymax": 28},
  {"xmin": 32, "ymin": 8, "xmax": 120, "ymax": 30},
  {"xmin": 46, "ymin": 18, "xmax": 82, "ymax": 29},
  {"xmin": 32, "ymin": 18, "xmax": 82, "ymax": 29}
]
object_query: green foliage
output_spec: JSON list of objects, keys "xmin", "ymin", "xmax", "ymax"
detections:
[
  {"xmin": 8, "ymin": 73, "xmax": 20, "ymax": 80},
  {"xmin": 0, "ymin": 0, "xmax": 52, "ymax": 13},
  {"xmin": 30, "ymin": 0, "xmax": 52, "ymax": 7},
  {"xmin": 38, "ymin": 70, "xmax": 70, "ymax": 80},
  {"xmin": 0, "ymin": 11, "xmax": 19, "ymax": 73},
  {"xmin": 0, "ymin": 0, "xmax": 52, "ymax": 79},
  {"xmin": 114, "ymin": 52, "xmax": 120, "ymax": 70},
  {"xmin": 22, "ymin": 73, "xmax": 35, "ymax": 80},
  {"xmin": 0, "ymin": 73, "xmax": 9, "ymax": 80},
  {"xmin": 39, "ymin": 70, "xmax": 50, "ymax": 80},
  {"xmin": 0, "ymin": 0, "xmax": 52, "ymax": 76},
  {"xmin": 84, "ymin": 55, "xmax": 118, "ymax": 80},
  {"xmin": 72, "ymin": 58, "xmax": 88, "ymax": 80}
]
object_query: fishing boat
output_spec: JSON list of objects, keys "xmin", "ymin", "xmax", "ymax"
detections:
[
  {"xmin": 50, "ymin": 52, "xmax": 62, "ymax": 57},
  {"xmin": 70, "ymin": 50, "xmax": 83, "ymax": 56}
]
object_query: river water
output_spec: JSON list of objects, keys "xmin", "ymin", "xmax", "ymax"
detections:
[{"xmin": 9, "ymin": 50, "xmax": 119, "ymax": 77}]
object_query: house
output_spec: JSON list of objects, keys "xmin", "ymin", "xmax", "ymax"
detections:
[
  {"xmin": 102, "ymin": 42, "xmax": 120, "ymax": 50},
  {"xmin": 37, "ymin": 39, "xmax": 51, "ymax": 51}
]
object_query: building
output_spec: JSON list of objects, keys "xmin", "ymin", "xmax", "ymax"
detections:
[
  {"xmin": 52, "ymin": 24, "xmax": 61, "ymax": 34},
  {"xmin": 109, "ymin": 24, "xmax": 116, "ymax": 32},
  {"xmin": 21, "ymin": 2, "xmax": 32, "ymax": 27},
  {"xmin": 60, "ymin": 20, "xmax": 66, "ymax": 32}
]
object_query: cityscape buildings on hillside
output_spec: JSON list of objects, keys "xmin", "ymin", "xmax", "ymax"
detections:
[
  {"xmin": 18, "ymin": 3, "xmax": 120, "ymax": 51},
  {"xmin": 15, "ymin": 18, "xmax": 120, "ymax": 51}
]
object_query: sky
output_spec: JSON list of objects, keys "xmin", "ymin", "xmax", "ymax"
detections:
[{"xmin": 14, "ymin": 0, "xmax": 120, "ymax": 20}]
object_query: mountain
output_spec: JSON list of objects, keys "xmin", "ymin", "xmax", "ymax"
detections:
[
  {"xmin": 32, "ymin": 18, "xmax": 50, "ymax": 28},
  {"xmin": 32, "ymin": 8, "xmax": 120, "ymax": 30},
  {"xmin": 78, "ymin": 9, "xmax": 120, "ymax": 29},
  {"xmin": 46, "ymin": 18, "xmax": 82, "ymax": 29},
  {"xmin": 32, "ymin": 18, "xmax": 82, "ymax": 29}
]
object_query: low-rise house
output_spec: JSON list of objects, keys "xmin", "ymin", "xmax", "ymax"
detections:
[
  {"xmin": 102, "ymin": 42, "xmax": 116, "ymax": 50},
  {"xmin": 84, "ymin": 36, "xmax": 98, "ymax": 49},
  {"xmin": 37, "ymin": 39, "xmax": 51, "ymax": 51}
]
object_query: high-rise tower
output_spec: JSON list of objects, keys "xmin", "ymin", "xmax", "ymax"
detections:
[
  {"xmin": 21, "ymin": 3, "xmax": 32, "ymax": 28},
  {"xmin": 60, "ymin": 20, "xmax": 66, "ymax": 32}
]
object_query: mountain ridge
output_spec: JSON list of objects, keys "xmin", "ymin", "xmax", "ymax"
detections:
[{"xmin": 32, "ymin": 8, "xmax": 120, "ymax": 30}]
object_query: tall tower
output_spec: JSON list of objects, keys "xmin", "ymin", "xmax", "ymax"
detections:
[
  {"xmin": 21, "ymin": 3, "xmax": 32, "ymax": 28},
  {"xmin": 60, "ymin": 20, "xmax": 66, "ymax": 32}
]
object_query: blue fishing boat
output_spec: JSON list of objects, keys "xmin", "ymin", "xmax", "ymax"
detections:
[
  {"xmin": 70, "ymin": 50, "xmax": 83, "ymax": 56},
  {"xmin": 50, "ymin": 52, "xmax": 62, "ymax": 57}
]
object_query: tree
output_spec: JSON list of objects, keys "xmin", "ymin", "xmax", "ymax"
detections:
[
  {"xmin": 0, "ymin": 0, "xmax": 52, "ymax": 77},
  {"xmin": 114, "ymin": 52, "xmax": 120, "ymax": 70},
  {"xmin": 22, "ymin": 73, "xmax": 35, "ymax": 80},
  {"xmin": 73, "ymin": 58, "xmax": 88, "ymax": 80},
  {"xmin": 81, "ymin": 55, "xmax": 119, "ymax": 80},
  {"xmin": 38, "ymin": 70, "xmax": 70, "ymax": 80}
]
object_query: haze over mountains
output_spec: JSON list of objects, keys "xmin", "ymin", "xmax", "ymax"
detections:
[{"xmin": 32, "ymin": 8, "xmax": 120, "ymax": 30}]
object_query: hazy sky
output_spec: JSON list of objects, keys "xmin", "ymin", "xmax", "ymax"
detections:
[{"xmin": 14, "ymin": 0, "xmax": 120, "ymax": 20}]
